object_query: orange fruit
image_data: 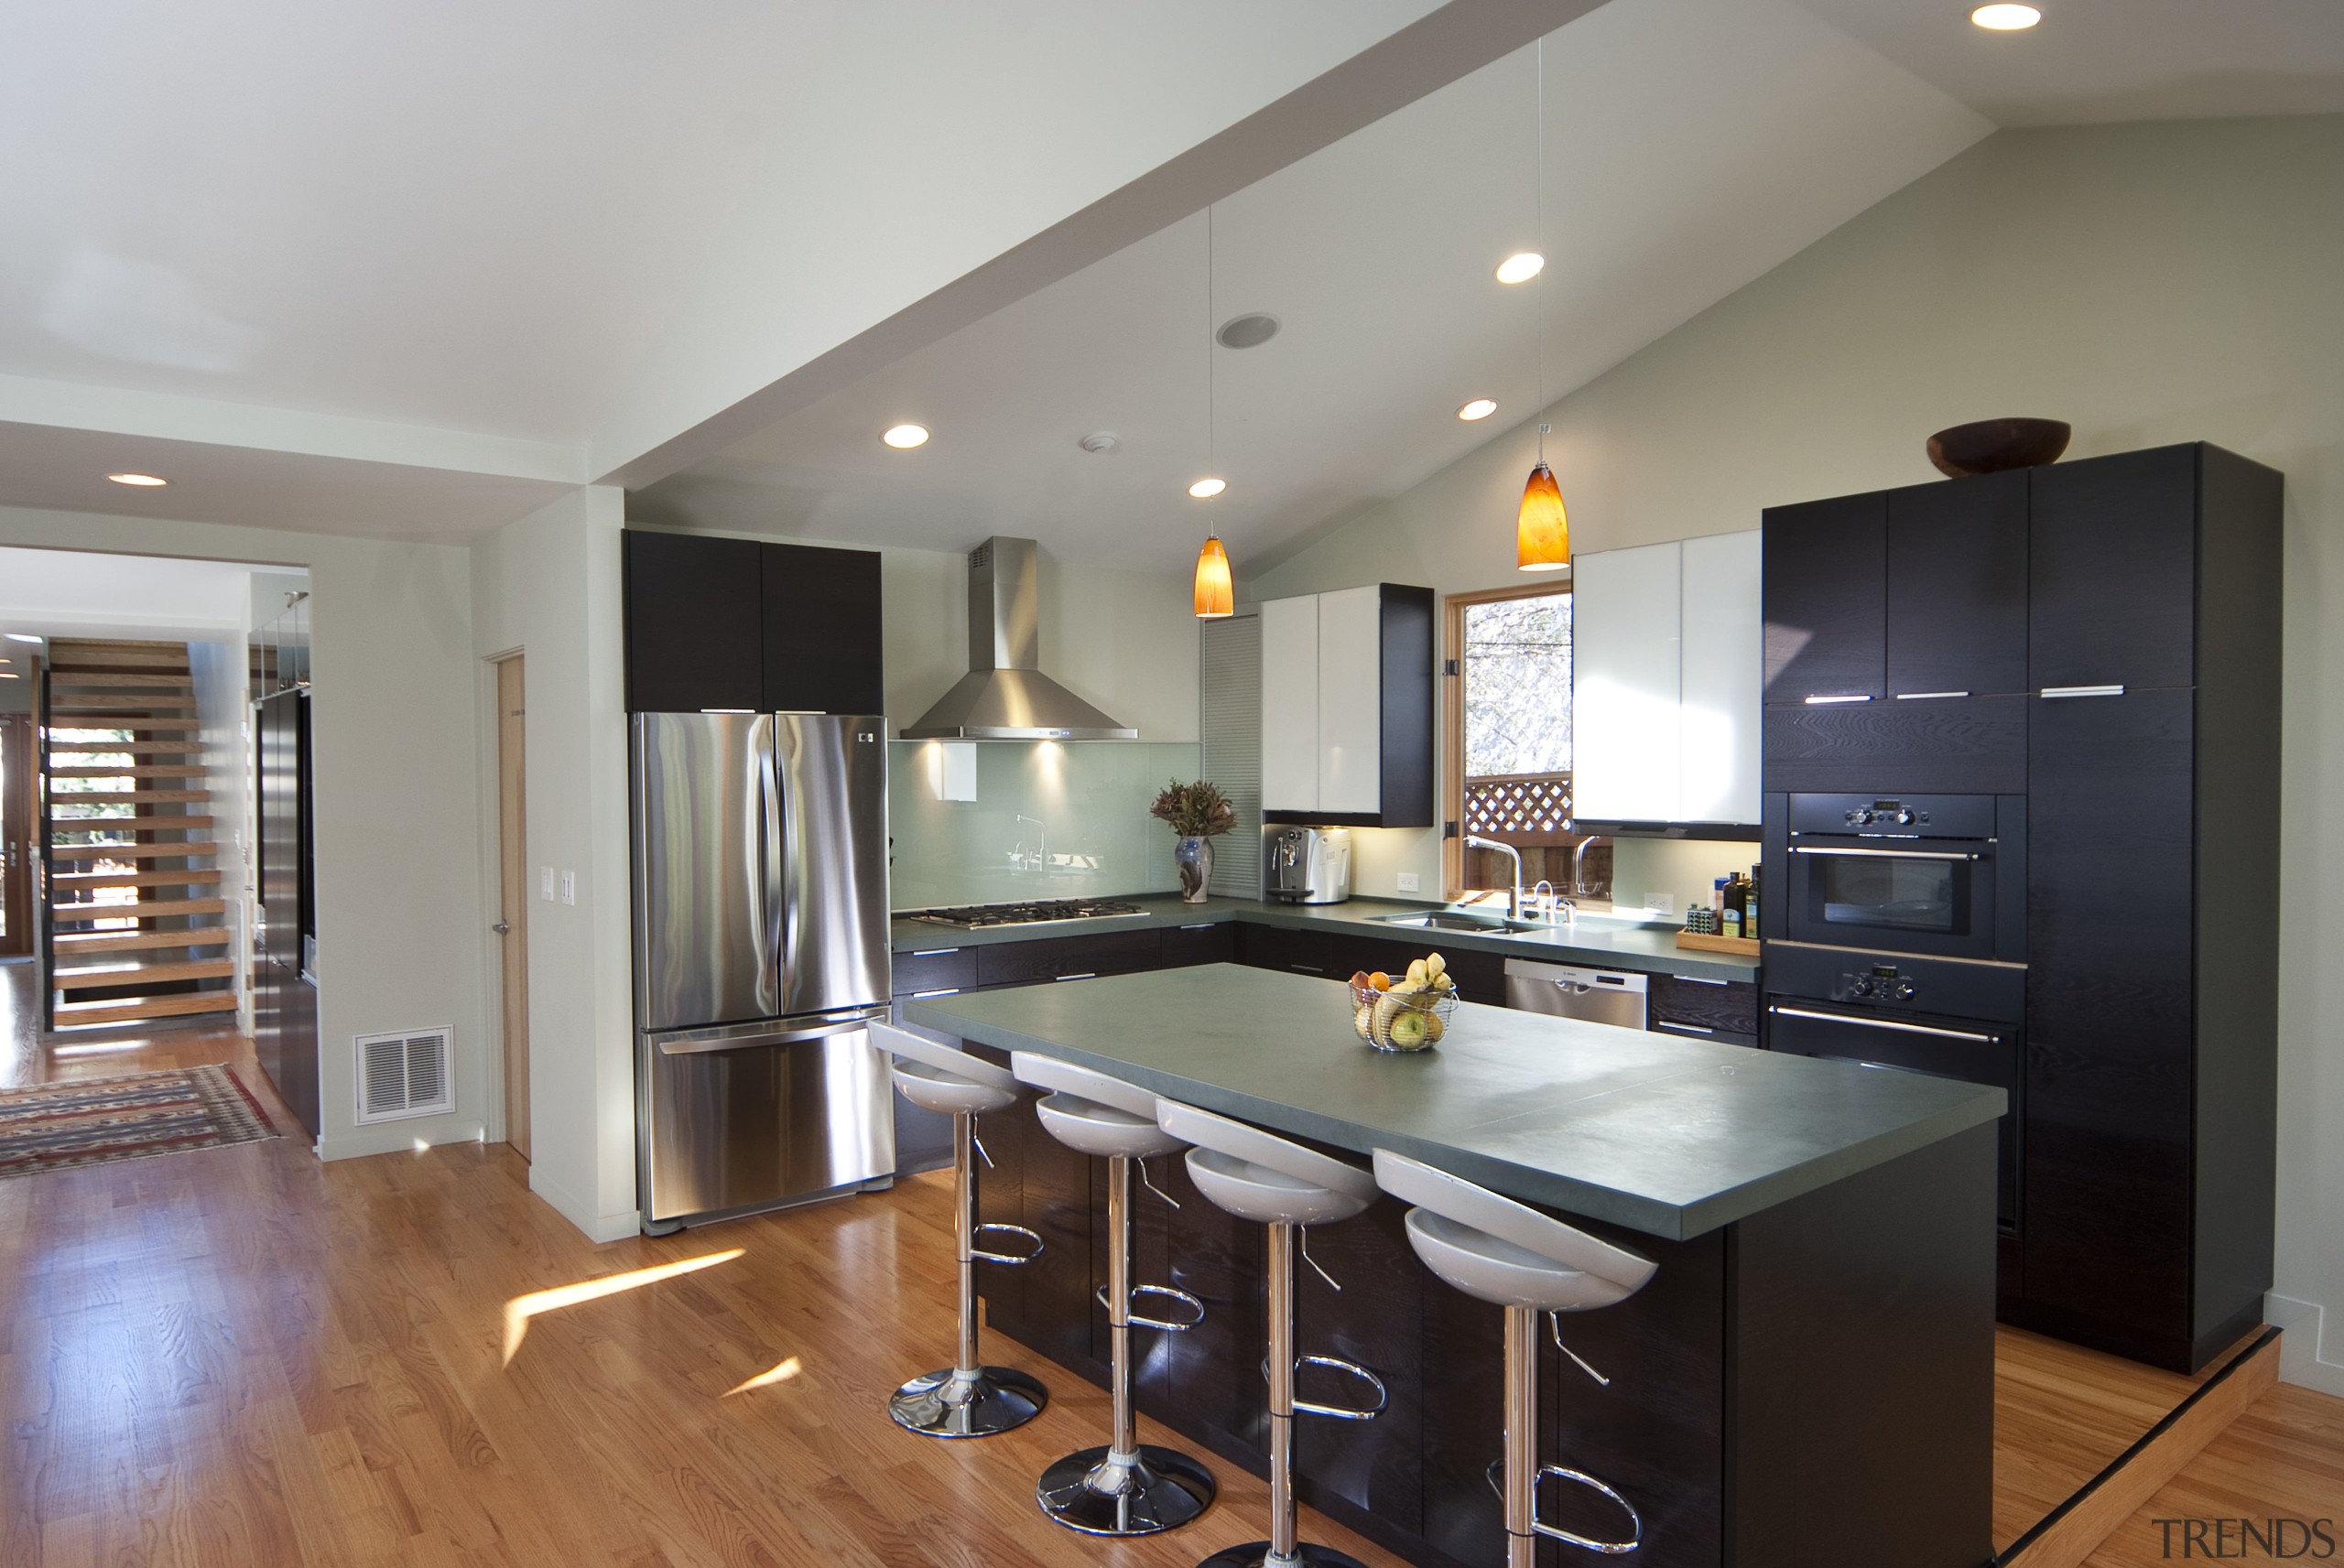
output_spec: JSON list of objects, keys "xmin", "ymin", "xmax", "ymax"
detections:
[{"xmin": 1369, "ymin": 971, "xmax": 1392, "ymax": 991}]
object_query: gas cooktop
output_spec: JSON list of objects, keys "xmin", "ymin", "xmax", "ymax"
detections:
[{"xmin": 904, "ymin": 898, "xmax": 1151, "ymax": 929}]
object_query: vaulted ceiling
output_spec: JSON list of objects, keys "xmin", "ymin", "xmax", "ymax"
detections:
[{"xmin": 5, "ymin": 0, "xmax": 2339, "ymax": 550}]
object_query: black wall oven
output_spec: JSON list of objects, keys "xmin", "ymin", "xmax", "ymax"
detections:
[
  {"xmin": 1763, "ymin": 944, "xmax": 2025, "ymax": 1237},
  {"xmin": 1763, "ymin": 793, "xmax": 2024, "ymax": 963}
]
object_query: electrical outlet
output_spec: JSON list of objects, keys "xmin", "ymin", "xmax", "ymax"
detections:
[
  {"xmin": 1644, "ymin": 892, "xmax": 1676, "ymax": 915},
  {"xmin": 1396, "ymin": 871, "xmax": 1421, "ymax": 893},
  {"xmin": 540, "ymin": 865, "xmax": 556, "ymax": 902},
  {"xmin": 559, "ymin": 871, "xmax": 577, "ymax": 906}
]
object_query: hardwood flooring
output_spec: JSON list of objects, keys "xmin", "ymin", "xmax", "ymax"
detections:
[{"xmin": 3, "ymin": 957, "xmax": 2338, "ymax": 1567}]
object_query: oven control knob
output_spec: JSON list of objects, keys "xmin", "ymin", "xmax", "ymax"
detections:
[
  {"xmin": 1891, "ymin": 807, "xmax": 1916, "ymax": 826},
  {"xmin": 1845, "ymin": 807, "xmax": 1873, "ymax": 826},
  {"xmin": 1846, "ymin": 974, "xmax": 1874, "ymax": 999},
  {"xmin": 1888, "ymin": 979, "xmax": 1917, "ymax": 1002}
]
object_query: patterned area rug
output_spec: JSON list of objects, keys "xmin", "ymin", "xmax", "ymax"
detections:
[{"xmin": 0, "ymin": 1065, "xmax": 277, "ymax": 1178}]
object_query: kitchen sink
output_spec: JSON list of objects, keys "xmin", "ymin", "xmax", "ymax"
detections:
[{"xmin": 1373, "ymin": 911, "xmax": 1550, "ymax": 935}]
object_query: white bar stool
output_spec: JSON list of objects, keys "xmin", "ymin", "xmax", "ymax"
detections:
[
  {"xmin": 872, "ymin": 1022, "xmax": 1048, "ymax": 1438},
  {"xmin": 1372, "ymin": 1150, "xmax": 1656, "ymax": 1565},
  {"xmin": 1012, "ymin": 1052, "xmax": 1218, "ymax": 1537},
  {"xmin": 1157, "ymin": 1100, "xmax": 1389, "ymax": 1568}
]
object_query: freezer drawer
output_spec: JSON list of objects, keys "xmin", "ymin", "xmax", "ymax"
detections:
[{"xmin": 640, "ymin": 1022, "xmax": 894, "ymax": 1224}]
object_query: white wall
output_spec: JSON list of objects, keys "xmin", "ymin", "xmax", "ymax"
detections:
[
  {"xmin": 0, "ymin": 504, "xmax": 491, "ymax": 1159},
  {"xmin": 469, "ymin": 486, "xmax": 637, "ymax": 1243},
  {"xmin": 1246, "ymin": 113, "xmax": 2344, "ymax": 1390}
]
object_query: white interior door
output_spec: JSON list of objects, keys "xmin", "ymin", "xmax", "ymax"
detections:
[
  {"xmin": 1680, "ymin": 530, "xmax": 1763, "ymax": 826},
  {"xmin": 1315, "ymin": 586, "xmax": 1382, "ymax": 816},
  {"xmin": 1570, "ymin": 542, "xmax": 1683, "ymax": 825},
  {"xmin": 1258, "ymin": 595, "xmax": 1319, "ymax": 814}
]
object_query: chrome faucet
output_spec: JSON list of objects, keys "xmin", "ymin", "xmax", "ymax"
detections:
[
  {"xmin": 1570, "ymin": 835, "xmax": 1601, "ymax": 899},
  {"xmin": 1015, "ymin": 815, "xmax": 1047, "ymax": 873},
  {"xmin": 1465, "ymin": 835, "xmax": 1524, "ymax": 920},
  {"xmin": 1530, "ymin": 879, "xmax": 1576, "ymax": 926}
]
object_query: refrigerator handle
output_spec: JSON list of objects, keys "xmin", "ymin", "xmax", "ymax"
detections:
[{"xmin": 761, "ymin": 733, "xmax": 785, "ymax": 1010}]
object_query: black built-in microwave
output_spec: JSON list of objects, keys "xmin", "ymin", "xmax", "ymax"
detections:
[{"xmin": 1761, "ymin": 793, "xmax": 2024, "ymax": 963}]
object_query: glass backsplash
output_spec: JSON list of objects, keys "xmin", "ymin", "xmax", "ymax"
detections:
[{"xmin": 887, "ymin": 740, "xmax": 1204, "ymax": 911}]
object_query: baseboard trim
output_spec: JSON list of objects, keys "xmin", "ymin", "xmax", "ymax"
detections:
[
  {"xmin": 1997, "ymin": 1326, "xmax": 2282, "ymax": 1568},
  {"xmin": 527, "ymin": 1164, "xmax": 642, "ymax": 1244},
  {"xmin": 2265, "ymin": 1293, "xmax": 2344, "ymax": 1396}
]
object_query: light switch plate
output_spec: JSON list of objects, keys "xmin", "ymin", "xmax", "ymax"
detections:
[
  {"xmin": 559, "ymin": 871, "xmax": 577, "ymax": 906},
  {"xmin": 1645, "ymin": 892, "xmax": 1676, "ymax": 915},
  {"xmin": 1396, "ymin": 871, "xmax": 1421, "ymax": 893},
  {"xmin": 539, "ymin": 866, "xmax": 555, "ymax": 902}
]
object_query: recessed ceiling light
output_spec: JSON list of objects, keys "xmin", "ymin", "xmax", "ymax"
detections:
[
  {"xmin": 880, "ymin": 424, "xmax": 929, "ymax": 449},
  {"xmin": 1216, "ymin": 313, "xmax": 1281, "ymax": 350},
  {"xmin": 1188, "ymin": 477, "xmax": 1227, "ymax": 500},
  {"xmin": 5, "ymin": 633, "xmax": 39, "ymax": 644},
  {"xmin": 1970, "ymin": 4, "xmax": 2041, "ymax": 28},
  {"xmin": 107, "ymin": 472, "xmax": 168, "ymax": 486},
  {"xmin": 1078, "ymin": 431, "xmax": 1121, "ymax": 454},
  {"xmin": 1458, "ymin": 398, "xmax": 1499, "ymax": 421},
  {"xmin": 1495, "ymin": 252, "xmax": 1546, "ymax": 285}
]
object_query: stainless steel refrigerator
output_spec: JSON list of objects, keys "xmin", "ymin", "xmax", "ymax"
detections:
[{"xmin": 630, "ymin": 711, "xmax": 893, "ymax": 1230}]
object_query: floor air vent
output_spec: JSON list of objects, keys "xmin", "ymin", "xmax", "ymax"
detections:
[{"xmin": 355, "ymin": 1027, "xmax": 454, "ymax": 1123}]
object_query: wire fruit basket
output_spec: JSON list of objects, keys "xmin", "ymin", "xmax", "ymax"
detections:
[{"xmin": 1350, "ymin": 979, "xmax": 1457, "ymax": 1054}]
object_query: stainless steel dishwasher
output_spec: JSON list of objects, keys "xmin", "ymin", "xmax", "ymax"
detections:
[{"xmin": 1503, "ymin": 958, "xmax": 1649, "ymax": 1030}]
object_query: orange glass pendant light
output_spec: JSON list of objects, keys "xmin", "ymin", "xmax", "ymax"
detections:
[
  {"xmin": 1194, "ymin": 531, "xmax": 1234, "ymax": 618},
  {"xmin": 1517, "ymin": 424, "xmax": 1568, "ymax": 571}
]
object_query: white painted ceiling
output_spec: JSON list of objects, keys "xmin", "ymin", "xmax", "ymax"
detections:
[{"xmin": 635, "ymin": 0, "xmax": 2344, "ymax": 577}]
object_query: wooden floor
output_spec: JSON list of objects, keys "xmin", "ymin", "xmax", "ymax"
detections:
[{"xmin": 4, "ymin": 957, "xmax": 2339, "ymax": 1567}]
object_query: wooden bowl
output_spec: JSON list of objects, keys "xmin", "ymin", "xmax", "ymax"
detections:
[{"xmin": 1926, "ymin": 418, "xmax": 2071, "ymax": 478}]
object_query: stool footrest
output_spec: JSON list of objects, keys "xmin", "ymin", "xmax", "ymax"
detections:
[
  {"xmin": 970, "ymin": 1223, "xmax": 1045, "ymax": 1265},
  {"xmin": 1532, "ymin": 1464, "xmax": 1643, "ymax": 1555},
  {"xmin": 1096, "ymin": 1281, "xmax": 1205, "ymax": 1332},
  {"xmin": 1284, "ymin": 1354, "xmax": 1388, "ymax": 1422}
]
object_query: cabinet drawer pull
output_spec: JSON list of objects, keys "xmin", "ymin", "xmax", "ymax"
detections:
[
  {"xmin": 1655, "ymin": 1021, "xmax": 1713, "ymax": 1034},
  {"xmin": 911, "ymin": 988, "xmax": 960, "ymax": 999},
  {"xmin": 1289, "ymin": 964, "xmax": 1327, "ymax": 975},
  {"xmin": 910, "ymin": 947, "xmax": 962, "ymax": 957},
  {"xmin": 1178, "ymin": 923, "xmax": 1216, "ymax": 931},
  {"xmin": 1802, "ymin": 694, "xmax": 1872, "ymax": 705},
  {"xmin": 1052, "ymin": 971, "xmax": 1098, "ymax": 982},
  {"xmin": 2040, "ymin": 684, "xmax": 2126, "ymax": 699},
  {"xmin": 1895, "ymin": 690, "xmax": 1970, "ymax": 700},
  {"xmin": 1669, "ymin": 975, "xmax": 1728, "ymax": 986}
]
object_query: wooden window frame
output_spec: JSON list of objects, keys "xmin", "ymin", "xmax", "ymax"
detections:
[{"xmin": 1441, "ymin": 576, "xmax": 1574, "ymax": 901}]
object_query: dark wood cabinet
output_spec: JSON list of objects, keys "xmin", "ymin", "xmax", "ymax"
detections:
[
  {"xmin": 1887, "ymin": 470, "xmax": 2029, "ymax": 698},
  {"xmin": 761, "ymin": 542, "xmax": 884, "ymax": 715},
  {"xmin": 1238, "ymin": 923, "xmax": 1336, "ymax": 979},
  {"xmin": 1761, "ymin": 491, "xmax": 1885, "ymax": 704},
  {"xmin": 622, "ymin": 530, "xmax": 764, "ymax": 712},
  {"xmin": 2029, "ymin": 447, "xmax": 2198, "ymax": 693},
  {"xmin": 623, "ymin": 530, "xmax": 884, "ymax": 715},
  {"xmin": 890, "ymin": 943, "xmax": 978, "ymax": 997},
  {"xmin": 1160, "ymin": 920, "xmax": 1238, "ymax": 968},
  {"xmin": 1649, "ymin": 974, "xmax": 1759, "ymax": 1040},
  {"xmin": 974, "ymin": 927, "xmax": 1163, "ymax": 988}
]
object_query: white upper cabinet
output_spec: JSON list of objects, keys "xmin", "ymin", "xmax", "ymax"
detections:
[
  {"xmin": 1679, "ymin": 530, "xmax": 1762, "ymax": 826},
  {"xmin": 1257, "ymin": 584, "xmax": 1434, "ymax": 826},
  {"xmin": 1570, "ymin": 530, "xmax": 1761, "ymax": 830},
  {"xmin": 1259, "ymin": 594, "xmax": 1319, "ymax": 814},
  {"xmin": 1315, "ymin": 586, "xmax": 1383, "ymax": 815}
]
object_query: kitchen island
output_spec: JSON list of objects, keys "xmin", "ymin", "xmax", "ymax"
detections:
[{"xmin": 906, "ymin": 964, "xmax": 2003, "ymax": 1568}]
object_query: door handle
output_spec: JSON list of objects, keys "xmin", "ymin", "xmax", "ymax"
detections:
[
  {"xmin": 492, "ymin": 920, "xmax": 511, "ymax": 935},
  {"xmin": 1767, "ymin": 1004, "xmax": 2000, "ymax": 1044},
  {"xmin": 650, "ymin": 1011, "xmax": 882, "ymax": 1056},
  {"xmin": 2040, "ymin": 684, "xmax": 2125, "ymax": 699},
  {"xmin": 1787, "ymin": 846, "xmax": 1982, "ymax": 861}
]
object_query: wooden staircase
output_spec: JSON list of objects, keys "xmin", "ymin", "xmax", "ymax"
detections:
[{"xmin": 39, "ymin": 639, "xmax": 237, "ymax": 1030}]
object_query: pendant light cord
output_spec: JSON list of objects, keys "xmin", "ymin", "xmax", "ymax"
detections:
[
  {"xmin": 1207, "ymin": 204, "xmax": 1217, "ymax": 478},
  {"xmin": 1536, "ymin": 37, "xmax": 1546, "ymax": 464}
]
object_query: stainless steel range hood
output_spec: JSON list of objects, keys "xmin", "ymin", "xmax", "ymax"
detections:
[{"xmin": 901, "ymin": 537, "xmax": 1138, "ymax": 740}]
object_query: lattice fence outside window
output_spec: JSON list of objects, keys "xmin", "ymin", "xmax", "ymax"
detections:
[{"xmin": 1462, "ymin": 772, "xmax": 1575, "ymax": 847}]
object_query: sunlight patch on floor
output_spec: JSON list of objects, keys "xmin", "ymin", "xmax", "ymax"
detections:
[
  {"xmin": 725, "ymin": 1356, "xmax": 803, "ymax": 1397},
  {"xmin": 503, "ymin": 1248, "xmax": 745, "ymax": 1367}
]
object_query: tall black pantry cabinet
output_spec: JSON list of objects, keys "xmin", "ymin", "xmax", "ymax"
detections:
[
  {"xmin": 1760, "ymin": 443, "xmax": 2282, "ymax": 1372},
  {"xmin": 2014, "ymin": 444, "xmax": 2282, "ymax": 1371}
]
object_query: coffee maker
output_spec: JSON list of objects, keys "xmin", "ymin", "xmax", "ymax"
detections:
[{"xmin": 1263, "ymin": 826, "xmax": 1354, "ymax": 904}]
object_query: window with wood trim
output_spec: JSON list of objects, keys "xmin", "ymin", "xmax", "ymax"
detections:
[{"xmin": 1441, "ymin": 582, "xmax": 1611, "ymax": 904}]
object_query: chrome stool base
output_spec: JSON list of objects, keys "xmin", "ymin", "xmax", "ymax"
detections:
[
  {"xmin": 1197, "ymin": 1541, "xmax": 1373, "ymax": 1568},
  {"xmin": 887, "ymin": 1364, "xmax": 1047, "ymax": 1438},
  {"xmin": 1037, "ymin": 1443, "xmax": 1217, "ymax": 1536}
]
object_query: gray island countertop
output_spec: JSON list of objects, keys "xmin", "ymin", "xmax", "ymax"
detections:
[{"xmin": 904, "ymin": 963, "xmax": 2003, "ymax": 1241}]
